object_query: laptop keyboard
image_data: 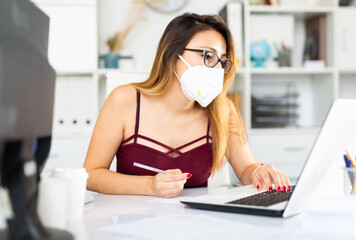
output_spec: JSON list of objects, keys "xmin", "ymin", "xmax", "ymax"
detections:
[{"xmin": 226, "ymin": 186, "xmax": 295, "ymax": 207}]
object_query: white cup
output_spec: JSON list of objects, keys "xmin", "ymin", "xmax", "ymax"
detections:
[
  {"xmin": 51, "ymin": 168, "xmax": 88, "ymax": 223},
  {"xmin": 37, "ymin": 177, "xmax": 68, "ymax": 229}
]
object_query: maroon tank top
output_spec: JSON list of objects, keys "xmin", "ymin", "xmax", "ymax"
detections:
[{"xmin": 116, "ymin": 90, "xmax": 212, "ymax": 187}]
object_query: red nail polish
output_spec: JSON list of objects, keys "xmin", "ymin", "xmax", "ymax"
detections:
[
  {"xmin": 187, "ymin": 173, "xmax": 192, "ymax": 178},
  {"xmin": 277, "ymin": 186, "xmax": 282, "ymax": 192},
  {"xmin": 269, "ymin": 187, "xmax": 273, "ymax": 192},
  {"xmin": 283, "ymin": 186, "xmax": 287, "ymax": 192},
  {"xmin": 257, "ymin": 185, "xmax": 260, "ymax": 190},
  {"xmin": 288, "ymin": 185, "xmax": 291, "ymax": 191}
]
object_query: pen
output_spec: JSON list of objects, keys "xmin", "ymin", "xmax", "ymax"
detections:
[
  {"xmin": 344, "ymin": 154, "xmax": 352, "ymax": 168},
  {"xmin": 354, "ymin": 156, "xmax": 356, "ymax": 195},
  {"xmin": 133, "ymin": 162, "xmax": 170, "ymax": 174},
  {"xmin": 344, "ymin": 155, "xmax": 354, "ymax": 184},
  {"xmin": 345, "ymin": 149, "xmax": 356, "ymax": 168}
]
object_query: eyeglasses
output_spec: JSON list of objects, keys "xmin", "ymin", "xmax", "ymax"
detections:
[{"xmin": 184, "ymin": 48, "xmax": 233, "ymax": 73}]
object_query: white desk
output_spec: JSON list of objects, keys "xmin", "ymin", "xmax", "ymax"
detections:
[{"xmin": 82, "ymin": 186, "xmax": 354, "ymax": 240}]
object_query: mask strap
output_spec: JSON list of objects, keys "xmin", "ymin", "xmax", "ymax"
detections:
[
  {"xmin": 178, "ymin": 54, "xmax": 191, "ymax": 68},
  {"xmin": 173, "ymin": 70, "xmax": 180, "ymax": 80}
]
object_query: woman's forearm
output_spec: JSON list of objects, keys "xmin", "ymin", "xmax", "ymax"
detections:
[
  {"xmin": 86, "ymin": 168, "xmax": 154, "ymax": 196},
  {"xmin": 239, "ymin": 163, "xmax": 259, "ymax": 185}
]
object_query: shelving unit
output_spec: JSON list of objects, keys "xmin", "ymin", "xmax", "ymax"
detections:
[
  {"xmin": 32, "ymin": 0, "xmax": 356, "ymax": 180},
  {"xmin": 249, "ymin": 5, "xmax": 335, "ymax": 15},
  {"xmin": 230, "ymin": 0, "xmax": 355, "ymax": 181}
]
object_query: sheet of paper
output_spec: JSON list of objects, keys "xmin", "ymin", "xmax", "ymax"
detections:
[
  {"xmin": 100, "ymin": 213, "xmax": 294, "ymax": 240},
  {"xmin": 299, "ymin": 196, "xmax": 356, "ymax": 237},
  {"xmin": 84, "ymin": 191, "xmax": 94, "ymax": 204},
  {"xmin": 146, "ymin": 187, "xmax": 213, "ymax": 204},
  {"xmin": 147, "ymin": 196, "xmax": 194, "ymax": 204}
]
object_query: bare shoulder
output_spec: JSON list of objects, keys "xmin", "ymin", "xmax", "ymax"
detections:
[
  {"xmin": 105, "ymin": 84, "xmax": 137, "ymax": 111},
  {"xmin": 96, "ymin": 84, "xmax": 138, "ymax": 128}
]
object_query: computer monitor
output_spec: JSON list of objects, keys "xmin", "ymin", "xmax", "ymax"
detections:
[{"xmin": 0, "ymin": 0, "xmax": 72, "ymax": 239}]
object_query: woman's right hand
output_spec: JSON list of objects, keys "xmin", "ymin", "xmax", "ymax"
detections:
[{"xmin": 150, "ymin": 169, "xmax": 192, "ymax": 198}]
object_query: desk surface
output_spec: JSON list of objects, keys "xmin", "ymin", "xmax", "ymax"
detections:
[{"xmin": 83, "ymin": 186, "xmax": 354, "ymax": 240}]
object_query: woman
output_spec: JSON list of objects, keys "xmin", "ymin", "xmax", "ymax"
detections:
[{"xmin": 84, "ymin": 13, "xmax": 291, "ymax": 198}]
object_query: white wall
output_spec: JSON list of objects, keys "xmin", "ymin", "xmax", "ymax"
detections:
[{"xmin": 99, "ymin": 0, "xmax": 230, "ymax": 72}]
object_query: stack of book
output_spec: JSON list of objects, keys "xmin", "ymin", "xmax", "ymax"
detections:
[
  {"xmin": 251, "ymin": 84, "xmax": 299, "ymax": 128},
  {"xmin": 303, "ymin": 15, "xmax": 326, "ymax": 69},
  {"xmin": 250, "ymin": 0, "xmax": 279, "ymax": 5}
]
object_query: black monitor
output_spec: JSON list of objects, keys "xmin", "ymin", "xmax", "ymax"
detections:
[{"xmin": 0, "ymin": 0, "xmax": 72, "ymax": 239}]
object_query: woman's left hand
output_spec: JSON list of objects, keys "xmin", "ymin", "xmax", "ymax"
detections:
[{"xmin": 251, "ymin": 164, "xmax": 291, "ymax": 193}]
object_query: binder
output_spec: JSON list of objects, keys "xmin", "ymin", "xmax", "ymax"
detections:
[
  {"xmin": 53, "ymin": 76, "xmax": 67, "ymax": 133},
  {"xmin": 78, "ymin": 76, "xmax": 94, "ymax": 131},
  {"xmin": 53, "ymin": 76, "xmax": 94, "ymax": 135},
  {"xmin": 71, "ymin": 76, "xmax": 94, "ymax": 132},
  {"xmin": 219, "ymin": 2, "xmax": 244, "ymax": 66}
]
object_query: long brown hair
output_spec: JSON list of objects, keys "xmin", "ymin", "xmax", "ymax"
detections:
[{"xmin": 133, "ymin": 13, "xmax": 238, "ymax": 175}]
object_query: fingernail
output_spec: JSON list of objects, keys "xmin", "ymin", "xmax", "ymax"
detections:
[
  {"xmin": 277, "ymin": 186, "xmax": 282, "ymax": 192},
  {"xmin": 283, "ymin": 186, "xmax": 287, "ymax": 192},
  {"xmin": 187, "ymin": 173, "xmax": 192, "ymax": 178},
  {"xmin": 257, "ymin": 185, "xmax": 260, "ymax": 191},
  {"xmin": 269, "ymin": 187, "xmax": 273, "ymax": 193},
  {"xmin": 288, "ymin": 185, "xmax": 291, "ymax": 191}
]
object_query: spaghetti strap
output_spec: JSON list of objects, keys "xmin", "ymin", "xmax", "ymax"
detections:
[
  {"xmin": 123, "ymin": 90, "xmax": 211, "ymax": 155},
  {"xmin": 134, "ymin": 90, "xmax": 141, "ymax": 142},
  {"xmin": 206, "ymin": 120, "xmax": 210, "ymax": 143},
  {"xmin": 168, "ymin": 135, "xmax": 207, "ymax": 154},
  {"xmin": 137, "ymin": 134, "xmax": 182, "ymax": 155}
]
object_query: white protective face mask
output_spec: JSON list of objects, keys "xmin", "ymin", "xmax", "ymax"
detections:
[{"xmin": 174, "ymin": 54, "xmax": 224, "ymax": 107}]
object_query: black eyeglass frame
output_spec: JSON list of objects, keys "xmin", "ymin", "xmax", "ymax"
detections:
[{"xmin": 184, "ymin": 48, "xmax": 233, "ymax": 73}]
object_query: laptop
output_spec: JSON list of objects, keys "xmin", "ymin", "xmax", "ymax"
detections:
[{"xmin": 181, "ymin": 99, "xmax": 356, "ymax": 218}]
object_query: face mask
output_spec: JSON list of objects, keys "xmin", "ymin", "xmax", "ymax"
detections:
[{"xmin": 174, "ymin": 54, "xmax": 224, "ymax": 107}]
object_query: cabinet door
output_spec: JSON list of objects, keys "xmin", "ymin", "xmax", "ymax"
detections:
[
  {"xmin": 338, "ymin": 8, "xmax": 356, "ymax": 70},
  {"xmin": 43, "ymin": 137, "xmax": 91, "ymax": 175},
  {"xmin": 248, "ymin": 133, "xmax": 317, "ymax": 180},
  {"xmin": 37, "ymin": 3, "xmax": 97, "ymax": 72}
]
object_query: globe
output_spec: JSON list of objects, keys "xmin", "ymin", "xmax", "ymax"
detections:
[{"xmin": 250, "ymin": 40, "xmax": 270, "ymax": 67}]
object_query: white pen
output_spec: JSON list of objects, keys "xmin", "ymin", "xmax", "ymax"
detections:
[{"xmin": 133, "ymin": 162, "xmax": 170, "ymax": 174}]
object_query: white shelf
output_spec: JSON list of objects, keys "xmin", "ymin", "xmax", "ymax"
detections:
[
  {"xmin": 250, "ymin": 127, "xmax": 320, "ymax": 136},
  {"xmin": 52, "ymin": 130, "xmax": 93, "ymax": 139},
  {"xmin": 97, "ymin": 68, "xmax": 149, "ymax": 76},
  {"xmin": 249, "ymin": 5, "xmax": 335, "ymax": 14},
  {"xmin": 56, "ymin": 71, "xmax": 94, "ymax": 76},
  {"xmin": 31, "ymin": 0, "xmax": 96, "ymax": 6},
  {"xmin": 250, "ymin": 67, "xmax": 335, "ymax": 75},
  {"xmin": 339, "ymin": 69, "xmax": 356, "ymax": 74},
  {"xmin": 338, "ymin": 6, "xmax": 356, "ymax": 9},
  {"xmin": 97, "ymin": 68, "xmax": 117, "ymax": 75}
]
